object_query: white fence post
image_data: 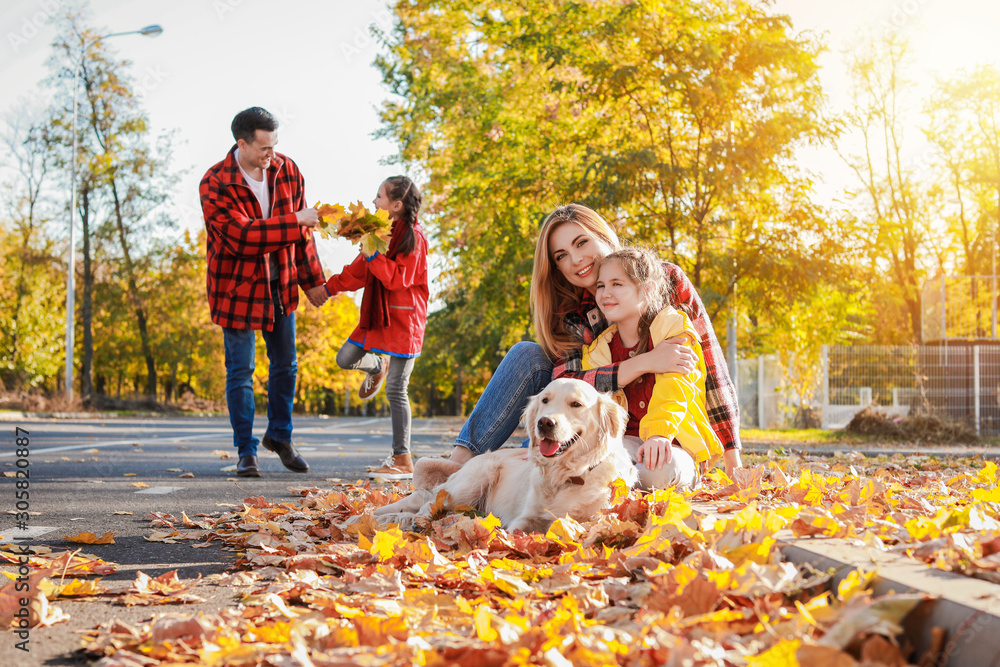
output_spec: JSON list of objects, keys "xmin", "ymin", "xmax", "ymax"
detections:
[
  {"xmin": 860, "ymin": 387, "xmax": 872, "ymax": 407},
  {"xmin": 821, "ymin": 345, "xmax": 829, "ymax": 429},
  {"xmin": 974, "ymin": 345, "xmax": 981, "ymax": 436},
  {"xmin": 758, "ymin": 355, "xmax": 766, "ymax": 429},
  {"xmin": 941, "ymin": 275, "xmax": 948, "ymax": 341}
]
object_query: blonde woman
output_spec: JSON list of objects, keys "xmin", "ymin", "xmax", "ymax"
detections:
[{"xmin": 414, "ymin": 204, "xmax": 741, "ymax": 486}]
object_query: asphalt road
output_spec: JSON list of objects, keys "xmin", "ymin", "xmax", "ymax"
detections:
[
  {"xmin": 0, "ymin": 414, "xmax": 468, "ymax": 666},
  {"xmin": 2, "ymin": 415, "xmax": 995, "ymax": 665}
]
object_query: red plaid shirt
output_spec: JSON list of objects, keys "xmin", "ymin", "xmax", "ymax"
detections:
[
  {"xmin": 200, "ymin": 147, "xmax": 325, "ymax": 330},
  {"xmin": 552, "ymin": 262, "xmax": 742, "ymax": 451}
]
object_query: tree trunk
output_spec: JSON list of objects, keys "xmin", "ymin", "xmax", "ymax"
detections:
[
  {"xmin": 109, "ymin": 179, "xmax": 157, "ymax": 397},
  {"xmin": 167, "ymin": 363, "xmax": 178, "ymax": 402}
]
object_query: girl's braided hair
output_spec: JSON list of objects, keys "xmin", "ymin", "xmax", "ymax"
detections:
[{"xmin": 382, "ymin": 176, "xmax": 422, "ymax": 257}]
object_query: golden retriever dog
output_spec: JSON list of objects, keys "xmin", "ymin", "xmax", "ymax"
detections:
[{"xmin": 373, "ymin": 378, "xmax": 638, "ymax": 533}]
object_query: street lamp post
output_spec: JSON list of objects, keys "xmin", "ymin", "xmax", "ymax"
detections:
[{"xmin": 65, "ymin": 24, "xmax": 162, "ymax": 401}]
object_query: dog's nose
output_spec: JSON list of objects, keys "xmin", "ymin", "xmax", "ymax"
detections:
[{"xmin": 537, "ymin": 416, "xmax": 555, "ymax": 430}]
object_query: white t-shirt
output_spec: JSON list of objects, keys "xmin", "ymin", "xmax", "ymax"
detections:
[
  {"xmin": 234, "ymin": 148, "xmax": 279, "ymax": 286},
  {"xmin": 234, "ymin": 148, "xmax": 270, "ymax": 216}
]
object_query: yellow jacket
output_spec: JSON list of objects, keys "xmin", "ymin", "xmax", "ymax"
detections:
[{"xmin": 582, "ymin": 307, "xmax": 724, "ymax": 463}]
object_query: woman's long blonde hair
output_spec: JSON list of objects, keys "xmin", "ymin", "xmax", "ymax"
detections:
[{"xmin": 531, "ymin": 204, "xmax": 621, "ymax": 361}]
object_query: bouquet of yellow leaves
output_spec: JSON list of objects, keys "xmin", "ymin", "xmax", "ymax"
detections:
[{"xmin": 314, "ymin": 201, "xmax": 392, "ymax": 256}]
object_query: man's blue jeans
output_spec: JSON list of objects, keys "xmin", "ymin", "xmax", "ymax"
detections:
[
  {"xmin": 454, "ymin": 341, "xmax": 553, "ymax": 455},
  {"xmin": 222, "ymin": 311, "xmax": 297, "ymax": 457}
]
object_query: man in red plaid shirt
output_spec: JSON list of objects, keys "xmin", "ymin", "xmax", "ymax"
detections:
[{"xmin": 200, "ymin": 107, "xmax": 328, "ymax": 478}]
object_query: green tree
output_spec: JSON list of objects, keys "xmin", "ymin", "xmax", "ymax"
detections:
[
  {"xmin": 377, "ymin": 0, "xmax": 835, "ymax": 384},
  {"xmin": 922, "ymin": 65, "xmax": 1000, "ymax": 340},
  {"xmin": 837, "ymin": 35, "xmax": 938, "ymax": 344},
  {"xmin": 0, "ymin": 108, "xmax": 63, "ymax": 390},
  {"xmin": 48, "ymin": 10, "xmax": 179, "ymax": 397},
  {"xmin": 147, "ymin": 230, "xmax": 224, "ymax": 402}
]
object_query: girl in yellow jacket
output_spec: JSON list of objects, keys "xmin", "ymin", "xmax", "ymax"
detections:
[{"xmin": 582, "ymin": 247, "xmax": 723, "ymax": 490}]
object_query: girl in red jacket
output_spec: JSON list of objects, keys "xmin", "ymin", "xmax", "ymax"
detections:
[{"xmin": 326, "ymin": 176, "xmax": 429, "ymax": 479}]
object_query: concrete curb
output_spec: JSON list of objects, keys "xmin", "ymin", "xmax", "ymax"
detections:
[{"xmin": 778, "ymin": 535, "xmax": 1000, "ymax": 667}]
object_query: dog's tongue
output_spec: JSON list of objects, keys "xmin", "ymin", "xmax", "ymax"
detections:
[{"xmin": 539, "ymin": 438, "xmax": 560, "ymax": 457}]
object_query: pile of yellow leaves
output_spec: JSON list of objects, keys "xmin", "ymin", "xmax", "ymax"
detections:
[
  {"xmin": 314, "ymin": 200, "xmax": 392, "ymax": 256},
  {"xmin": 5, "ymin": 453, "xmax": 1000, "ymax": 666}
]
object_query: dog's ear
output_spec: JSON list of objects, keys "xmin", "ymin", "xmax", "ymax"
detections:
[
  {"xmin": 523, "ymin": 393, "xmax": 540, "ymax": 449},
  {"xmin": 599, "ymin": 393, "xmax": 627, "ymax": 441}
]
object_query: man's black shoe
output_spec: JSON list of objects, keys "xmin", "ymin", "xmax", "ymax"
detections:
[
  {"xmin": 236, "ymin": 454, "xmax": 261, "ymax": 477},
  {"xmin": 261, "ymin": 434, "xmax": 309, "ymax": 473}
]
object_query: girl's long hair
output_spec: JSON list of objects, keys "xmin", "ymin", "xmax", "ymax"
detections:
[
  {"xmin": 531, "ymin": 203, "xmax": 621, "ymax": 361},
  {"xmin": 382, "ymin": 176, "xmax": 422, "ymax": 257},
  {"xmin": 598, "ymin": 247, "xmax": 675, "ymax": 358}
]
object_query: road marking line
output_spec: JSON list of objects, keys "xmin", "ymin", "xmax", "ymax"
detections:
[
  {"xmin": 0, "ymin": 526, "xmax": 61, "ymax": 543},
  {"xmin": 0, "ymin": 432, "xmax": 231, "ymax": 457},
  {"xmin": 296, "ymin": 418, "xmax": 382, "ymax": 434},
  {"xmin": 0, "ymin": 418, "xmax": 387, "ymax": 458},
  {"xmin": 135, "ymin": 486, "xmax": 184, "ymax": 495}
]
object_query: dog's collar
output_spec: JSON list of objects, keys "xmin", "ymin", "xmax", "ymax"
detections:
[{"xmin": 566, "ymin": 452, "xmax": 610, "ymax": 486}]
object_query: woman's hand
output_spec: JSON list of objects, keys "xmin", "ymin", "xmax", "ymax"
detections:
[
  {"xmin": 648, "ymin": 337, "xmax": 697, "ymax": 374},
  {"xmin": 617, "ymin": 337, "xmax": 697, "ymax": 385},
  {"xmin": 636, "ymin": 436, "xmax": 673, "ymax": 470}
]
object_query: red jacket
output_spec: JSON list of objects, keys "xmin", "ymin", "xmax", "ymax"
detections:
[
  {"xmin": 200, "ymin": 147, "xmax": 325, "ymax": 330},
  {"xmin": 327, "ymin": 224, "xmax": 429, "ymax": 357}
]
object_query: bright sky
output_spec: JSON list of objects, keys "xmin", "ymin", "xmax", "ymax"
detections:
[
  {"xmin": 1, "ymin": 0, "xmax": 999, "ymax": 278},
  {"xmin": 770, "ymin": 0, "xmax": 1000, "ymax": 203},
  {"xmin": 0, "ymin": 0, "xmax": 401, "ymax": 275}
]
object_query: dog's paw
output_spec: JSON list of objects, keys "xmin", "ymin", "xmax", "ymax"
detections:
[
  {"xmin": 413, "ymin": 458, "xmax": 463, "ymax": 490},
  {"xmin": 507, "ymin": 515, "xmax": 551, "ymax": 534},
  {"xmin": 376, "ymin": 512, "xmax": 417, "ymax": 531}
]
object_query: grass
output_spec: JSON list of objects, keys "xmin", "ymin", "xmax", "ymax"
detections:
[
  {"xmin": 742, "ymin": 427, "xmax": 1000, "ymax": 448},
  {"xmin": 741, "ymin": 428, "xmax": 880, "ymax": 445}
]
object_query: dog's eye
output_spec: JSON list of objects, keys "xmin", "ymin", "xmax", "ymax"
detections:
[
  {"xmin": 541, "ymin": 397, "xmax": 549, "ymax": 404},
  {"xmin": 570, "ymin": 401, "xmax": 582, "ymax": 408}
]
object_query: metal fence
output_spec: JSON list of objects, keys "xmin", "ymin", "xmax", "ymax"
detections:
[
  {"xmin": 922, "ymin": 275, "xmax": 1000, "ymax": 342},
  {"xmin": 737, "ymin": 354, "xmax": 791, "ymax": 430},
  {"xmin": 736, "ymin": 345, "xmax": 1000, "ymax": 435}
]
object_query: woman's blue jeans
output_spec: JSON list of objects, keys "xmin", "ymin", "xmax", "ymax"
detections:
[
  {"xmin": 455, "ymin": 341, "xmax": 553, "ymax": 455},
  {"xmin": 222, "ymin": 311, "xmax": 297, "ymax": 457}
]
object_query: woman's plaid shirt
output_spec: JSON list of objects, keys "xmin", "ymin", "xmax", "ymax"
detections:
[{"xmin": 552, "ymin": 262, "xmax": 742, "ymax": 451}]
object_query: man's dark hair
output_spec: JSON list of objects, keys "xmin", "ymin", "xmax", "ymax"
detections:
[{"xmin": 231, "ymin": 107, "xmax": 278, "ymax": 144}]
